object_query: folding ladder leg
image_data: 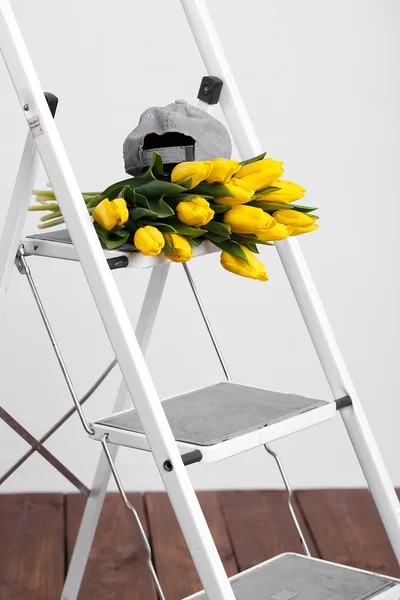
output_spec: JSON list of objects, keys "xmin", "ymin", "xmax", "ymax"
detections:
[
  {"xmin": 1, "ymin": 5, "xmax": 236, "ymax": 599},
  {"xmin": 0, "ymin": 132, "xmax": 39, "ymax": 307},
  {"xmin": 62, "ymin": 264, "xmax": 170, "ymax": 600},
  {"xmin": 181, "ymin": 0, "xmax": 400, "ymax": 563}
]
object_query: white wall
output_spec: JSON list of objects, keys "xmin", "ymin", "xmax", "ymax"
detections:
[{"xmin": 0, "ymin": 0, "xmax": 399, "ymax": 493}]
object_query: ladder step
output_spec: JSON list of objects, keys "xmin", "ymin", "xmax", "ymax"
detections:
[
  {"xmin": 184, "ymin": 554, "xmax": 400, "ymax": 600},
  {"xmin": 91, "ymin": 382, "xmax": 336, "ymax": 462},
  {"xmin": 22, "ymin": 230, "xmax": 218, "ymax": 270}
]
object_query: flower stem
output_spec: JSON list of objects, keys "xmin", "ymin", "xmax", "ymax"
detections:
[
  {"xmin": 38, "ymin": 217, "xmax": 65, "ymax": 229},
  {"xmin": 28, "ymin": 204, "xmax": 60, "ymax": 212}
]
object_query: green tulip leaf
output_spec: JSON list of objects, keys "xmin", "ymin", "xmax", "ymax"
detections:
[
  {"xmin": 191, "ymin": 181, "xmax": 236, "ymax": 199},
  {"xmin": 101, "ymin": 177, "xmax": 137, "ymax": 200},
  {"xmin": 123, "ymin": 221, "xmax": 139, "ymax": 234},
  {"xmin": 248, "ymin": 201, "xmax": 292, "ymax": 212},
  {"xmin": 253, "ymin": 185, "xmax": 281, "ymax": 197},
  {"xmin": 231, "ymin": 233, "xmax": 273, "ymax": 246},
  {"xmin": 129, "ymin": 207, "xmax": 158, "ymax": 221},
  {"xmin": 189, "ymin": 237, "xmax": 205, "ymax": 248},
  {"xmin": 238, "ymin": 152, "xmax": 267, "ymax": 167},
  {"xmin": 147, "ymin": 196, "xmax": 175, "ymax": 218},
  {"xmin": 93, "ymin": 223, "xmax": 131, "ymax": 249},
  {"xmin": 289, "ymin": 205, "xmax": 318, "ymax": 214},
  {"xmin": 169, "ymin": 223, "xmax": 207, "ymax": 238},
  {"xmin": 142, "ymin": 221, "xmax": 177, "ymax": 233},
  {"xmin": 204, "ymin": 221, "xmax": 231, "ymax": 238},
  {"xmin": 243, "ymin": 242, "xmax": 259, "ymax": 254},
  {"xmin": 135, "ymin": 180, "xmax": 187, "ymax": 198},
  {"xmin": 176, "ymin": 177, "xmax": 193, "ymax": 190},
  {"xmin": 213, "ymin": 240, "xmax": 250, "ymax": 265},
  {"xmin": 210, "ymin": 203, "xmax": 232, "ymax": 213},
  {"xmin": 205, "ymin": 232, "xmax": 230, "ymax": 243},
  {"xmin": 135, "ymin": 193, "xmax": 151, "ymax": 209},
  {"xmin": 162, "ymin": 235, "xmax": 175, "ymax": 252},
  {"xmin": 119, "ymin": 185, "xmax": 136, "ymax": 206},
  {"xmin": 150, "ymin": 152, "xmax": 164, "ymax": 177}
]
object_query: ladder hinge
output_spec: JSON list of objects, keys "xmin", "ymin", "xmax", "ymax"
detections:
[
  {"xmin": 197, "ymin": 76, "xmax": 223, "ymax": 105},
  {"xmin": 335, "ymin": 395, "xmax": 352, "ymax": 410}
]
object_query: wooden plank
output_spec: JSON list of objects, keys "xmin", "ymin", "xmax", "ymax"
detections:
[
  {"xmin": 66, "ymin": 493, "xmax": 157, "ymax": 600},
  {"xmin": 296, "ymin": 489, "xmax": 400, "ymax": 577},
  {"xmin": 0, "ymin": 493, "xmax": 64, "ymax": 600},
  {"xmin": 145, "ymin": 491, "xmax": 237, "ymax": 600},
  {"xmin": 218, "ymin": 490, "xmax": 318, "ymax": 572}
]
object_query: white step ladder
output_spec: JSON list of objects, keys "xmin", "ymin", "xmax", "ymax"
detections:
[{"xmin": 1, "ymin": 1, "xmax": 399, "ymax": 598}]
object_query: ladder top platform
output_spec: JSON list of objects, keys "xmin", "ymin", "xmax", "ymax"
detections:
[
  {"xmin": 91, "ymin": 382, "xmax": 336, "ymax": 462},
  {"xmin": 184, "ymin": 553, "xmax": 400, "ymax": 599},
  {"xmin": 22, "ymin": 230, "xmax": 218, "ymax": 269}
]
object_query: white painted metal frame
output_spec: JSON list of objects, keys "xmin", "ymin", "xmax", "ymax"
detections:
[
  {"xmin": 21, "ymin": 235, "xmax": 219, "ymax": 269},
  {"xmin": 90, "ymin": 392, "xmax": 336, "ymax": 462},
  {"xmin": 180, "ymin": 0, "xmax": 400, "ymax": 564},
  {"xmin": 0, "ymin": 0, "xmax": 399, "ymax": 598},
  {"xmin": 184, "ymin": 553, "xmax": 400, "ymax": 600},
  {"xmin": 0, "ymin": 1, "xmax": 236, "ymax": 599}
]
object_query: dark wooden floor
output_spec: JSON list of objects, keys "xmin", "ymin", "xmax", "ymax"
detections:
[{"xmin": 0, "ymin": 489, "xmax": 399, "ymax": 599}]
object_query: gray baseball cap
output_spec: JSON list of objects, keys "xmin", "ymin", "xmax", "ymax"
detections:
[{"xmin": 123, "ymin": 99, "xmax": 232, "ymax": 175}]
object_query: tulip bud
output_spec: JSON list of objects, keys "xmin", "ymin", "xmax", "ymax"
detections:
[
  {"xmin": 235, "ymin": 158, "xmax": 284, "ymax": 191},
  {"xmin": 256, "ymin": 179, "xmax": 306, "ymax": 204},
  {"xmin": 221, "ymin": 246, "xmax": 268, "ymax": 282},
  {"xmin": 214, "ymin": 178, "xmax": 255, "ymax": 206},
  {"xmin": 273, "ymin": 209, "xmax": 318, "ymax": 237},
  {"xmin": 92, "ymin": 197, "xmax": 129, "ymax": 231},
  {"xmin": 206, "ymin": 158, "xmax": 240, "ymax": 184},
  {"xmin": 290, "ymin": 223, "xmax": 319, "ymax": 236},
  {"xmin": 223, "ymin": 205, "xmax": 276, "ymax": 236},
  {"xmin": 273, "ymin": 209, "xmax": 315, "ymax": 227},
  {"xmin": 257, "ymin": 223, "xmax": 294, "ymax": 241},
  {"xmin": 164, "ymin": 233, "xmax": 194, "ymax": 263},
  {"xmin": 171, "ymin": 161, "xmax": 213, "ymax": 189},
  {"xmin": 134, "ymin": 226, "xmax": 165, "ymax": 256},
  {"xmin": 176, "ymin": 197, "xmax": 215, "ymax": 226}
]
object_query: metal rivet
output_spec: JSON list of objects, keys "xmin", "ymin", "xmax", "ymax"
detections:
[
  {"xmin": 23, "ymin": 104, "xmax": 30, "ymax": 111},
  {"xmin": 163, "ymin": 459, "xmax": 173, "ymax": 472}
]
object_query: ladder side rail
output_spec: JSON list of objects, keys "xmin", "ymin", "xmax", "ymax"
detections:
[
  {"xmin": 0, "ymin": 132, "xmax": 39, "ymax": 306},
  {"xmin": 181, "ymin": 0, "xmax": 400, "ymax": 563},
  {"xmin": 0, "ymin": 3, "xmax": 235, "ymax": 597},
  {"xmin": 62, "ymin": 264, "xmax": 170, "ymax": 599}
]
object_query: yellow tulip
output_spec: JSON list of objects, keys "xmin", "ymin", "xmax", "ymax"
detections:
[
  {"xmin": 235, "ymin": 158, "xmax": 284, "ymax": 191},
  {"xmin": 206, "ymin": 158, "xmax": 240, "ymax": 184},
  {"xmin": 92, "ymin": 197, "xmax": 129, "ymax": 230},
  {"xmin": 257, "ymin": 223, "xmax": 294, "ymax": 241},
  {"xmin": 214, "ymin": 178, "xmax": 255, "ymax": 206},
  {"xmin": 220, "ymin": 246, "xmax": 268, "ymax": 282},
  {"xmin": 171, "ymin": 161, "xmax": 213, "ymax": 189},
  {"xmin": 134, "ymin": 226, "xmax": 165, "ymax": 256},
  {"xmin": 273, "ymin": 209, "xmax": 316, "ymax": 227},
  {"xmin": 223, "ymin": 205, "xmax": 276, "ymax": 236},
  {"xmin": 290, "ymin": 223, "xmax": 319, "ymax": 236},
  {"xmin": 256, "ymin": 179, "xmax": 306, "ymax": 204},
  {"xmin": 164, "ymin": 233, "xmax": 194, "ymax": 262},
  {"xmin": 176, "ymin": 197, "xmax": 215, "ymax": 226}
]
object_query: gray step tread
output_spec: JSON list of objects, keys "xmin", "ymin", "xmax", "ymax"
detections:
[
  {"xmin": 95, "ymin": 382, "xmax": 328, "ymax": 446},
  {"xmin": 188, "ymin": 554, "xmax": 399, "ymax": 600}
]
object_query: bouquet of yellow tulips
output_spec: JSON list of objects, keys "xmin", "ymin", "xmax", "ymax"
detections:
[{"xmin": 30, "ymin": 152, "xmax": 318, "ymax": 281}]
